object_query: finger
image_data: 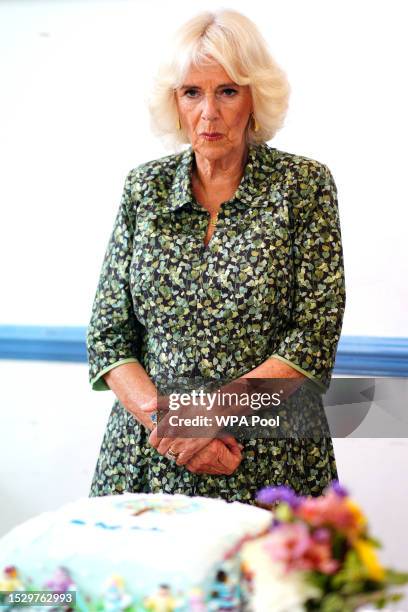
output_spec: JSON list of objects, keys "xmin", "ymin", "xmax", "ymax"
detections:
[
  {"xmin": 176, "ymin": 452, "xmax": 187, "ymax": 466},
  {"xmin": 185, "ymin": 456, "xmax": 212, "ymax": 473},
  {"xmin": 157, "ymin": 439, "xmax": 173, "ymax": 456},
  {"xmin": 219, "ymin": 434, "xmax": 244, "ymax": 451},
  {"xmin": 186, "ymin": 466, "xmax": 197, "ymax": 474},
  {"xmin": 228, "ymin": 445, "xmax": 242, "ymax": 458},
  {"xmin": 218, "ymin": 434, "xmax": 236, "ymax": 446},
  {"xmin": 148, "ymin": 428, "xmax": 159, "ymax": 449},
  {"xmin": 149, "ymin": 429, "xmax": 178, "ymax": 455},
  {"xmin": 175, "ymin": 448, "xmax": 196, "ymax": 465},
  {"xmin": 159, "ymin": 441, "xmax": 198, "ymax": 463},
  {"xmin": 175, "ymin": 439, "xmax": 212, "ymax": 465},
  {"xmin": 158, "ymin": 436, "xmax": 195, "ymax": 457},
  {"xmin": 216, "ymin": 447, "xmax": 242, "ymax": 472},
  {"xmin": 220, "ymin": 434, "xmax": 242, "ymax": 448}
]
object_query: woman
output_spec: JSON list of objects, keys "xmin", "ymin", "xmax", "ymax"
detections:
[{"xmin": 86, "ymin": 9, "xmax": 346, "ymax": 503}]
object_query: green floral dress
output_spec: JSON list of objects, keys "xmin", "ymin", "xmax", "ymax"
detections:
[{"xmin": 86, "ymin": 142, "xmax": 346, "ymax": 503}]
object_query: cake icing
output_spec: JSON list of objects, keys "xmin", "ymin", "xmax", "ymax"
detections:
[{"xmin": 0, "ymin": 493, "xmax": 272, "ymax": 610}]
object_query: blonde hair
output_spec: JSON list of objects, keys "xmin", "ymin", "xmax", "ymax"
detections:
[{"xmin": 148, "ymin": 9, "xmax": 291, "ymax": 151}]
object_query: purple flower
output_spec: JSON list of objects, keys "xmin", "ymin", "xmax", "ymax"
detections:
[
  {"xmin": 329, "ymin": 480, "xmax": 348, "ymax": 498},
  {"xmin": 256, "ymin": 485, "xmax": 301, "ymax": 509}
]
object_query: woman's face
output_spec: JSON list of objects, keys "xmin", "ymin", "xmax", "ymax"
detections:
[{"xmin": 174, "ymin": 59, "xmax": 253, "ymax": 161}]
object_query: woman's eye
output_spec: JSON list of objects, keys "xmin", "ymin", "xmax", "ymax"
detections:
[{"xmin": 182, "ymin": 88, "xmax": 238, "ymax": 98}]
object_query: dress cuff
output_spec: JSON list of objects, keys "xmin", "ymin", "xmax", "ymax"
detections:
[
  {"xmin": 268, "ymin": 354, "xmax": 327, "ymax": 393},
  {"xmin": 90, "ymin": 357, "xmax": 140, "ymax": 391}
]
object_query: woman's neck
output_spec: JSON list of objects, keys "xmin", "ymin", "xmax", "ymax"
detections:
[{"xmin": 192, "ymin": 144, "xmax": 249, "ymax": 197}]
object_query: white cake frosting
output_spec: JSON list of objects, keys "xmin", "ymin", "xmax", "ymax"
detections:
[{"xmin": 0, "ymin": 493, "xmax": 272, "ymax": 610}]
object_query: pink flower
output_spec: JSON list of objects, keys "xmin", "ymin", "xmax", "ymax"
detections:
[
  {"xmin": 264, "ymin": 523, "xmax": 310, "ymax": 563},
  {"xmin": 262, "ymin": 523, "xmax": 339, "ymax": 575},
  {"xmin": 312, "ymin": 528, "xmax": 331, "ymax": 544},
  {"xmin": 294, "ymin": 491, "xmax": 363, "ymax": 538}
]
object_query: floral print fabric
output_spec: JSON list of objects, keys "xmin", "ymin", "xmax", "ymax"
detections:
[{"xmin": 86, "ymin": 142, "xmax": 346, "ymax": 502}]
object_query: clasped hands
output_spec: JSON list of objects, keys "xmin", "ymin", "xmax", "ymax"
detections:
[{"xmin": 139, "ymin": 389, "xmax": 244, "ymax": 476}]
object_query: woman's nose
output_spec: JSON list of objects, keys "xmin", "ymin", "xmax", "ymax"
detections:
[{"xmin": 201, "ymin": 94, "xmax": 220, "ymax": 121}]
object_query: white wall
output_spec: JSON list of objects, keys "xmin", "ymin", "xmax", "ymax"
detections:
[{"xmin": 0, "ymin": 0, "xmax": 407, "ymax": 333}]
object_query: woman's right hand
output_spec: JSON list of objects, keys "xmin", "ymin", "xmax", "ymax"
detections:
[{"xmin": 185, "ymin": 435, "xmax": 244, "ymax": 475}]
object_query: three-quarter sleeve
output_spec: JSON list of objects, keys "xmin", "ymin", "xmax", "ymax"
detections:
[
  {"xmin": 269, "ymin": 163, "xmax": 346, "ymax": 392},
  {"xmin": 86, "ymin": 169, "xmax": 143, "ymax": 391}
]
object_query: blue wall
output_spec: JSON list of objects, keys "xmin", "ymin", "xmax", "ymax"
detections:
[{"xmin": 0, "ymin": 326, "xmax": 407, "ymax": 377}]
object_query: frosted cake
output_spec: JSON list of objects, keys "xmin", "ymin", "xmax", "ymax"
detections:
[{"xmin": 0, "ymin": 493, "xmax": 272, "ymax": 610}]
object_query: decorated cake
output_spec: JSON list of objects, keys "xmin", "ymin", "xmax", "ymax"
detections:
[{"xmin": 0, "ymin": 493, "xmax": 272, "ymax": 610}]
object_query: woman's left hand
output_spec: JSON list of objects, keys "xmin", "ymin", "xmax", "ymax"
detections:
[{"xmin": 148, "ymin": 427, "xmax": 215, "ymax": 465}]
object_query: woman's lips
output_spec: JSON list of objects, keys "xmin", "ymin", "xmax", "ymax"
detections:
[{"xmin": 201, "ymin": 133, "xmax": 224, "ymax": 141}]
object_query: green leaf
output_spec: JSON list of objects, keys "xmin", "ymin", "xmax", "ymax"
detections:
[
  {"xmin": 320, "ymin": 593, "xmax": 353, "ymax": 612},
  {"xmin": 383, "ymin": 568, "xmax": 408, "ymax": 585}
]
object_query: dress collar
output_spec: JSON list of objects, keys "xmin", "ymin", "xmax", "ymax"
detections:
[{"xmin": 163, "ymin": 142, "xmax": 276, "ymax": 214}]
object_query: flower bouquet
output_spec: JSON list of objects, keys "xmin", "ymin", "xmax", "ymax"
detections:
[{"xmin": 241, "ymin": 482, "xmax": 408, "ymax": 612}]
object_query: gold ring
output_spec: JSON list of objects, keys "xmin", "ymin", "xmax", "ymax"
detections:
[{"xmin": 166, "ymin": 448, "xmax": 178, "ymax": 461}]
